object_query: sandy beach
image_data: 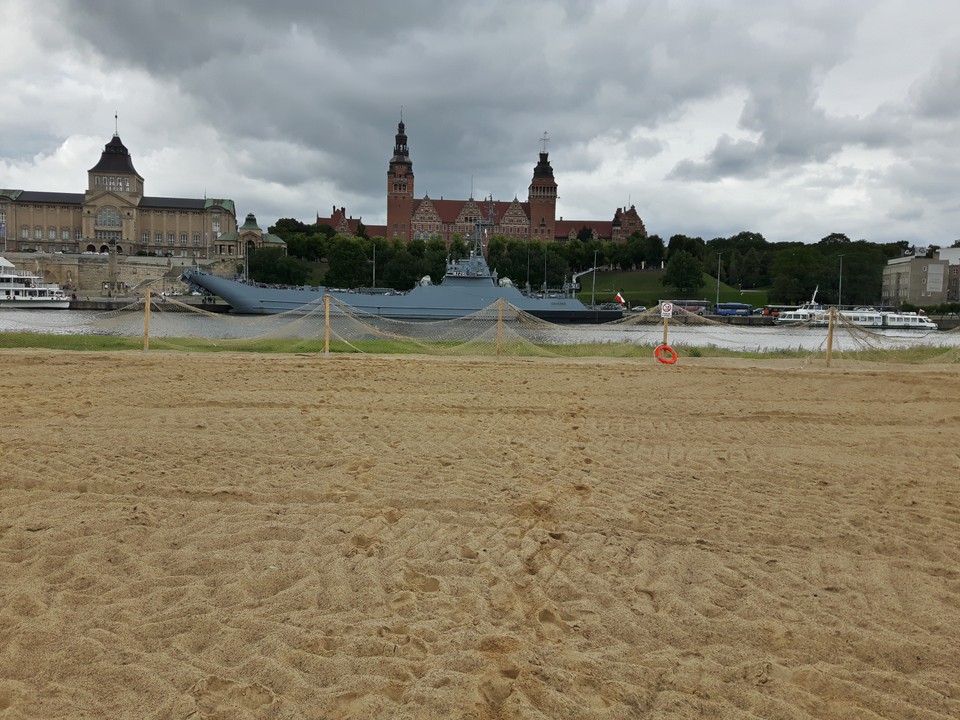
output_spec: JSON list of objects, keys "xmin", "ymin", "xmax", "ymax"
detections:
[{"xmin": 1, "ymin": 350, "xmax": 958, "ymax": 719}]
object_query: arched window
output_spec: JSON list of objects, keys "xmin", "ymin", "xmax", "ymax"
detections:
[{"xmin": 96, "ymin": 207, "xmax": 121, "ymax": 228}]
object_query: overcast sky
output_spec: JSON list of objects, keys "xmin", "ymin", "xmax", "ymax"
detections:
[{"xmin": 2, "ymin": 0, "xmax": 959, "ymax": 246}]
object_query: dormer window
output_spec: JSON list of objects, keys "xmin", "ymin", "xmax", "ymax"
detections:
[{"xmin": 101, "ymin": 176, "xmax": 130, "ymax": 192}]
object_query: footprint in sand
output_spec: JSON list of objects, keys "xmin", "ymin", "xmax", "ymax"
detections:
[
  {"xmin": 537, "ymin": 607, "xmax": 569, "ymax": 640},
  {"xmin": 635, "ymin": 588, "xmax": 657, "ymax": 614},
  {"xmin": 190, "ymin": 675, "xmax": 274, "ymax": 713},
  {"xmin": 403, "ymin": 568, "xmax": 440, "ymax": 593},
  {"xmin": 390, "ymin": 590, "xmax": 416, "ymax": 610},
  {"xmin": 458, "ymin": 544, "xmax": 479, "ymax": 559},
  {"xmin": 350, "ymin": 533, "xmax": 379, "ymax": 553},
  {"xmin": 478, "ymin": 666, "xmax": 520, "ymax": 710}
]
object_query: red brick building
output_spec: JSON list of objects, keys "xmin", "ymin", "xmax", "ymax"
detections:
[{"xmin": 318, "ymin": 121, "xmax": 646, "ymax": 244}]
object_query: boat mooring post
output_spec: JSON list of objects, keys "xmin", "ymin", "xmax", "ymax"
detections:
[
  {"xmin": 825, "ymin": 306, "xmax": 835, "ymax": 366},
  {"xmin": 324, "ymin": 294, "xmax": 330, "ymax": 356},
  {"xmin": 143, "ymin": 289, "xmax": 150, "ymax": 353}
]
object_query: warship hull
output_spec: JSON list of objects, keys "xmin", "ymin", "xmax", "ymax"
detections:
[{"xmin": 181, "ymin": 269, "xmax": 622, "ymax": 323}]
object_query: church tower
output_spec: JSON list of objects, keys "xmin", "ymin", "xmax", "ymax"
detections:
[
  {"xmin": 386, "ymin": 120, "xmax": 414, "ymax": 240},
  {"xmin": 527, "ymin": 134, "xmax": 557, "ymax": 241}
]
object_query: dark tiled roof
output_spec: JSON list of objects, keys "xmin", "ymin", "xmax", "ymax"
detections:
[
  {"xmin": 88, "ymin": 135, "xmax": 141, "ymax": 175},
  {"xmin": 139, "ymin": 197, "xmax": 208, "ymax": 210},
  {"xmin": 5, "ymin": 190, "xmax": 234, "ymax": 215},
  {"xmin": 12, "ymin": 191, "xmax": 84, "ymax": 205},
  {"xmin": 532, "ymin": 152, "xmax": 555, "ymax": 179}
]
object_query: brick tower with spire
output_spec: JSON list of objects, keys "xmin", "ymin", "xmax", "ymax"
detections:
[
  {"xmin": 527, "ymin": 132, "xmax": 557, "ymax": 241},
  {"xmin": 386, "ymin": 120, "xmax": 414, "ymax": 240}
]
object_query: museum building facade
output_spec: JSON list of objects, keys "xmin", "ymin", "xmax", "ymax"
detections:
[{"xmin": 1, "ymin": 135, "xmax": 241, "ymax": 259}]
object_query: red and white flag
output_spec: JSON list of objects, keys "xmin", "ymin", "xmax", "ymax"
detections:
[{"xmin": 615, "ymin": 291, "xmax": 626, "ymax": 305}]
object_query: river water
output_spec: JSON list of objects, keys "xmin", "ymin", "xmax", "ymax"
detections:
[{"xmin": 1, "ymin": 309, "xmax": 958, "ymax": 353}]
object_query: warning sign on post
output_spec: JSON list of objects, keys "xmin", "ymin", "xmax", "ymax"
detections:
[{"xmin": 661, "ymin": 302, "xmax": 673, "ymax": 318}]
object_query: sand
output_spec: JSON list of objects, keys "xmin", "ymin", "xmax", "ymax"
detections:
[{"xmin": 0, "ymin": 350, "xmax": 958, "ymax": 719}]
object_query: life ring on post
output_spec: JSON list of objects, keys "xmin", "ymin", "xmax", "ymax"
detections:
[{"xmin": 654, "ymin": 344, "xmax": 678, "ymax": 365}]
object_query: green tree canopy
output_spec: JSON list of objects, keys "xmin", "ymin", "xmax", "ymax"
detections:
[
  {"xmin": 771, "ymin": 246, "xmax": 823, "ymax": 303},
  {"xmin": 247, "ymin": 247, "xmax": 312, "ymax": 285},
  {"xmin": 661, "ymin": 250, "xmax": 705, "ymax": 294},
  {"xmin": 380, "ymin": 247, "xmax": 421, "ymax": 290},
  {"xmin": 269, "ymin": 218, "xmax": 312, "ymax": 235},
  {"xmin": 325, "ymin": 236, "xmax": 372, "ymax": 289},
  {"xmin": 667, "ymin": 234, "xmax": 705, "ymax": 261}
]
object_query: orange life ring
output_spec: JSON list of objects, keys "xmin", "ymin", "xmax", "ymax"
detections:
[{"xmin": 654, "ymin": 344, "xmax": 678, "ymax": 364}]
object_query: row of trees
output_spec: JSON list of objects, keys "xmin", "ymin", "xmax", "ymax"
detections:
[
  {"xmin": 662, "ymin": 231, "xmax": 906, "ymax": 305},
  {"xmin": 250, "ymin": 219, "xmax": 950, "ymax": 306}
]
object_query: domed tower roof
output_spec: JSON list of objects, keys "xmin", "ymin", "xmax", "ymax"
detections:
[
  {"xmin": 532, "ymin": 151, "xmax": 554, "ymax": 179},
  {"xmin": 88, "ymin": 134, "xmax": 140, "ymax": 175},
  {"xmin": 390, "ymin": 121, "xmax": 412, "ymax": 167},
  {"xmin": 240, "ymin": 213, "xmax": 261, "ymax": 230}
]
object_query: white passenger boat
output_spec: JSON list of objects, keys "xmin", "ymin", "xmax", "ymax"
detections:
[
  {"xmin": 774, "ymin": 294, "xmax": 938, "ymax": 330},
  {"xmin": 0, "ymin": 257, "xmax": 71, "ymax": 309},
  {"xmin": 825, "ymin": 308, "xmax": 935, "ymax": 329},
  {"xmin": 772, "ymin": 295, "xmax": 827, "ymax": 325},
  {"xmin": 877, "ymin": 311, "xmax": 938, "ymax": 330}
]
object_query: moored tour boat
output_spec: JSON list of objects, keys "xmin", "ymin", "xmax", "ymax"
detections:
[
  {"xmin": 774, "ymin": 293, "xmax": 938, "ymax": 330},
  {"xmin": 0, "ymin": 257, "xmax": 70, "ymax": 309},
  {"xmin": 826, "ymin": 307, "xmax": 937, "ymax": 330},
  {"xmin": 772, "ymin": 300, "xmax": 827, "ymax": 325}
]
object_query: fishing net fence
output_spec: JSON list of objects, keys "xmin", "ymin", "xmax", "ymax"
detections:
[{"xmin": 1, "ymin": 297, "xmax": 958, "ymax": 364}]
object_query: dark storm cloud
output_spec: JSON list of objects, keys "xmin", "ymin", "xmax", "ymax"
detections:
[
  {"xmin": 9, "ymin": 0, "xmax": 960, "ymax": 243},
  {"xmin": 907, "ymin": 47, "xmax": 960, "ymax": 120},
  {"xmin": 664, "ymin": 4, "xmax": 918, "ymax": 183},
  {"xmin": 56, "ymin": 0, "xmax": 861, "ymax": 202},
  {"xmin": 54, "ymin": 1, "xmax": 462, "ymax": 73},
  {"xmin": 668, "ymin": 102, "xmax": 909, "ymax": 183}
]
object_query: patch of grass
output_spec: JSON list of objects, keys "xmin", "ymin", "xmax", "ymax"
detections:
[
  {"xmin": 2, "ymin": 331, "xmax": 956, "ymax": 364},
  {"xmin": 588, "ymin": 269, "xmax": 769, "ymax": 308},
  {"xmin": 0, "ymin": 332, "xmax": 143, "ymax": 352}
]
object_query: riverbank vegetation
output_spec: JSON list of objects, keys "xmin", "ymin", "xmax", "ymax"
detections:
[
  {"xmin": 254, "ymin": 219, "xmax": 955, "ymax": 310},
  {"xmin": 2, "ymin": 331, "xmax": 955, "ymax": 364}
]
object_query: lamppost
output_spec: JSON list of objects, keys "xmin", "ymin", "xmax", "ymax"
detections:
[
  {"xmin": 715, "ymin": 252, "xmax": 723, "ymax": 308},
  {"xmin": 525, "ymin": 238, "xmax": 531, "ymax": 294},
  {"xmin": 591, "ymin": 249, "xmax": 598, "ymax": 308},
  {"xmin": 838, "ymin": 254, "xmax": 844, "ymax": 308},
  {"xmin": 543, "ymin": 249, "xmax": 548, "ymax": 293}
]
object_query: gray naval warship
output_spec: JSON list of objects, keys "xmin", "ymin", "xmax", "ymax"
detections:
[{"xmin": 182, "ymin": 220, "xmax": 622, "ymax": 324}]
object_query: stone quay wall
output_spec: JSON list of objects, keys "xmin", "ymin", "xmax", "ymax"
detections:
[{"xmin": 1, "ymin": 252, "xmax": 237, "ymax": 296}]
